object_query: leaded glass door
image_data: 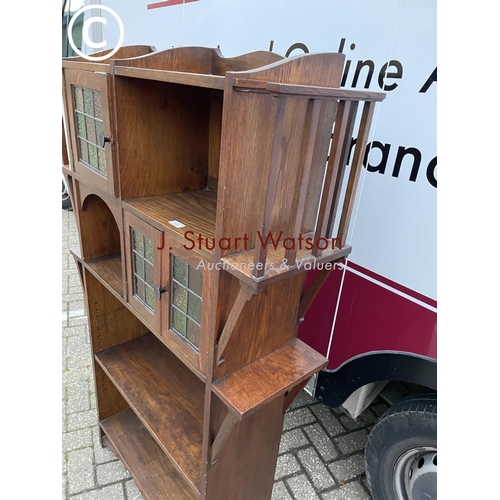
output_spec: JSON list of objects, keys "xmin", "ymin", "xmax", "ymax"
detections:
[
  {"xmin": 161, "ymin": 239, "xmax": 211, "ymax": 375},
  {"xmin": 124, "ymin": 211, "xmax": 163, "ymax": 333},
  {"xmin": 63, "ymin": 69, "xmax": 116, "ymax": 196}
]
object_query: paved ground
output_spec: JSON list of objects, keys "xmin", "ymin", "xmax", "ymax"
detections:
[{"xmin": 62, "ymin": 209, "xmax": 388, "ymax": 500}]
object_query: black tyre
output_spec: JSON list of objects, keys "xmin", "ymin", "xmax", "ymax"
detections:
[{"xmin": 365, "ymin": 395, "xmax": 437, "ymax": 500}]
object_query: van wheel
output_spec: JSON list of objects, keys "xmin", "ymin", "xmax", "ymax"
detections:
[{"xmin": 365, "ymin": 395, "xmax": 437, "ymax": 500}]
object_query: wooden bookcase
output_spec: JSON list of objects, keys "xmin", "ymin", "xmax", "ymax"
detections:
[{"xmin": 62, "ymin": 45, "xmax": 385, "ymax": 500}]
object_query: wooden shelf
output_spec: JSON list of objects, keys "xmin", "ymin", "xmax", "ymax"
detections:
[
  {"xmin": 86, "ymin": 254, "xmax": 123, "ymax": 297},
  {"xmin": 102, "ymin": 409, "xmax": 198, "ymax": 500},
  {"xmin": 213, "ymin": 339, "xmax": 328, "ymax": 419},
  {"xmin": 221, "ymin": 244, "xmax": 352, "ymax": 292},
  {"xmin": 114, "ymin": 66, "xmax": 225, "ymax": 90},
  {"xmin": 123, "ymin": 189, "xmax": 217, "ymax": 257},
  {"xmin": 95, "ymin": 334, "xmax": 205, "ymax": 495}
]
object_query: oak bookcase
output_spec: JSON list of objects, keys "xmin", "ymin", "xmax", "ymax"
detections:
[{"xmin": 62, "ymin": 45, "xmax": 385, "ymax": 500}]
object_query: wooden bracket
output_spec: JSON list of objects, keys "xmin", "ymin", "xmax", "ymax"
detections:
[
  {"xmin": 209, "ymin": 410, "xmax": 239, "ymax": 464},
  {"xmin": 216, "ymin": 283, "xmax": 255, "ymax": 364},
  {"xmin": 297, "ymin": 267, "xmax": 335, "ymax": 323},
  {"xmin": 283, "ymin": 379, "xmax": 310, "ymax": 413}
]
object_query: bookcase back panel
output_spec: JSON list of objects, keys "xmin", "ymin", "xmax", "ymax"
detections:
[{"xmin": 114, "ymin": 77, "xmax": 212, "ymax": 200}]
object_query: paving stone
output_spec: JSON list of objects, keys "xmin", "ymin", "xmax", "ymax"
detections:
[
  {"xmin": 125, "ymin": 479, "xmax": 145, "ymax": 500},
  {"xmin": 275, "ymin": 453, "xmax": 302, "ymax": 479},
  {"xmin": 286, "ymin": 474, "xmax": 320, "ymax": 500},
  {"xmin": 283, "ymin": 407, "xmax": 316, "ymax": 431},
  {"xmin": 303, "ymin": 423, "xmax": 339, "ymax": 461},
  {"xmin": 297, "ymin": 447, "xmax": 336, "ymax": 490},
  {"xmin": 67, "ymin": 408, "xmax": 98, "ymax": 432},
  {"xmin": 321, "ymin": 481, "xmax": 371, "ymax": 499},
  {"xmin": 310, "ymin": 405, "xmax": 345, "ymax": 437},
  {"xmin": 62, "ymin": 473, "xmax": 67, "ymax": 499},
  {"xmin": 96, "ymin": 460, "xmax": 131, "ymax": 485},
  {"xmin": 71, "ymin": 483, "xmax": 125, "ymax": 500},
  {"xmin": 290, "ymin": 390, "xmax": 317, "ymax": 409},
  {"xmin": 65, "ymin": 325, "xmax": 88, "ymax": 337},
  {"xmin": 69, "ymin": 316, "xmax": 90, "ymax": 327},
  {"xmin": 328, "ymin": 454, "xmax": 366, "ymax": 482},
  {"xmin": 272, "ymin": 481, "xmax": 293, "ymax": 499},
  {"xmin": 68, "ymin": 447, "xmax": 95, "ymax": 494},
  {"xmin": 334, "ymin": 430, "xmax": 369, "ymax": 455},
  {"xmin": 67, "ymin": 393, "xmax": 91, "ymax": 414},
  {"xmin": 62, "ymin": 366, "xmax": 92, "ymax": 385},
  {"xmin": 279, "ymin": 428, "xmax": 309, "ymax": 454},
  {"xmin": 67, "ymin": 335, "xmax": 91, "ymax": 357},
  {"xmin": 62, "ymin": 428, "xmax": 93, "ymax": 452}
]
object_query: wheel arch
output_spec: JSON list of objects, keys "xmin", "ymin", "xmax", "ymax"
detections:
[{"xmin": 316, "ymin": 352, "xmax": 437, "ymax": 408}]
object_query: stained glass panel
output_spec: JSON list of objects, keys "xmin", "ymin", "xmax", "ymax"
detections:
[
  {"xmin": 88, "ymin": 144, "xmax": 98, "ymax": 168},
  {"xmin": 74, "ymin": 87, "xmax": 84, "ymax": 112},
  {"xmin": 145, "ymin": 284, "xmax": 155, "ymax": 311},
  {"xmin": 83, "ymin": 89, "xmax": 94, "ymax": 115},
  {"xmin": 170, "ymin": 255, "xmax": 203, "ymax": 352}
]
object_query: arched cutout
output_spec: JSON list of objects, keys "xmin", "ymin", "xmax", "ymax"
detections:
[{"xmin": 80, "ymin": 194, "xmax": 121, "ymax": 260}]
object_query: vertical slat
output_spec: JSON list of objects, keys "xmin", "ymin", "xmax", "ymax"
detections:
[
  {"xmin": 312, "ymin": 100, "xmax": 358, "ymax": 257},
  {"xmin": 337, "ymin": 101, "xmax": 376, "ymax": 244},
  {"xmin": 253, "ymin": 97, "xmax": 287, "ymax": 278},
  {"xmin": 325, "ymin": 102, "xmax": 359, "ymax": 239},
  {"xmin": 284, "ymin": 99, "xmax": 323, "ymax": 265}
]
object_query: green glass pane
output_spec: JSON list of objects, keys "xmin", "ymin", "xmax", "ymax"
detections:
[
  {"xmin": 145, "ymin": 284, "xmax": 155, "ymax": 311},
  {"xmin": 134, "ymin": 277, "xmax": 144, "ymax": 301},
  {"xmin": 145, "ymin": 261, "xmax": 154, "ymax": 286},
  {"xmin": 133, "ymin": 253, "xmax": 144, "ymax": 279},
  {"xmin": 98, "ymin": 148, "xmax": 107, "ymax": 174},
  {"xmin": 79, "ymin": 139, "xmax": 88, "ymax": 164},
  {"xmin": 74, "ymin": 87, "xmax": 84, "ymax": 112},
  {"xmin": 95, "ymin": 121, "xmax": 104, "ymax": 146},
  {"xmin": 132, "ymin": 230, "xmax": 144, "ymax": 255},
  {"xmin": 188, "ymin": 266, "xmax": 203, "ymax": 296},
  {"xmin": 187, "ymin": 318, "xmax": 200, "ymax": 349},
  {"xmin": 173, "ymin": 256, "xmax": 187, "ymax": 286},
  {"xmin": 187, "ymin": 292, "xmax": 202, "ymax": 324},
  {"xmin": 76, "ymin": 113, "xmax": 86, "ymax": 138},
  {"xmin": 88, "ymin": 144, "xmax": 98, "ymax": 169},
  {"xmin": 84, "ymin": 89, "xmax": 94, "ymax": 115},
  {"xmin": 85, "ymin": 117, "xmax": 96, "ymax": 143},
  {"xmin": 172, "ymin": 281, "xmax": 187, "ymax": 312},
  {"xmin": 145, "ymin": 237, "xmax": 153, "ymax": 263},
  {"xmin": 172, "ymin": 308, "xmax": 186, "ymax": 336},
  {"xmin": 93, "ymin": 91, "xmax": 102, "ymax": 118}
]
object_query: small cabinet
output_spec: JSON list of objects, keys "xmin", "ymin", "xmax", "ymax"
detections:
[
  {"xmin": 63, "ymin": 69, "xmax": 116, "ymax": 196},
  {"xmin": 124, "ymin": 212, "xmax": 211, "ymax": 374}
]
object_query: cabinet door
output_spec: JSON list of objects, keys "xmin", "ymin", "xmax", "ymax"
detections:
[
  {"xmin": 162, "ymin": 238, "xmax": 211, "ymax": 374},
  {"xmin": 63, "ymin": 69, "xmax": 116, "ymax": 196},
  {"xmin": 124, "ymin": 212, "xmax": 163, "ymax": 333}
]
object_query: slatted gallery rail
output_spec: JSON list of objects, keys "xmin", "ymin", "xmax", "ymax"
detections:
[{"xmin": 232, "ymin": 79, "xmax": 385, "ymax": 279}]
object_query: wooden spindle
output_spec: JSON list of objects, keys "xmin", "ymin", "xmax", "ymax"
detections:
[
  {"xmin": 284, "ymin": 99, "xmax": 323, "ymax": 265},
  {"xmin": 253, "ymin": 97, "xmax": 287, "ymax": 278},
  {"xmin": 337, "ymin": 100, "xmax": 376, "ymax": 244},
  {"xmin": 312, "ymin": 99, "xmax": 358, "ymax": 257}
]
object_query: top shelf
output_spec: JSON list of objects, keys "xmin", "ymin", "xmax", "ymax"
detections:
[{"xmin": 110, "ymin": 46, "xmax": 284, "ymax": 88}]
